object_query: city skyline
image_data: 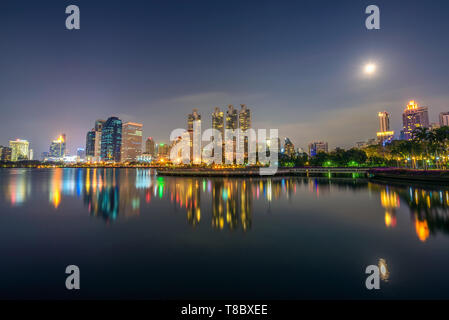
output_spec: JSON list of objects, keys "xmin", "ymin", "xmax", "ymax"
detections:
[{"xmin": 1, "ymin": 0, "xmax": 449, "ymax": 155}]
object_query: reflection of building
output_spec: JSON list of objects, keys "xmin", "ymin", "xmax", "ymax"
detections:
[
  {"xmin": 402, "ymin": 100, "xmax": 429, "ymax": 140},
  {"xmin": 9, "ymin": 139, "xmax": 29, "ymax": 161},
  {"xmin": 101, "ymin": 117, "xmax": 122, "ymax": 162},
  {"xmin": 308, "ymin": 141, "xmax": 328, "ymax": 157},
  {"xmin": 121, "ymin": 122, "xmax": 143, "ymax": 162},
  {"xmin": 380, "ymin": 189, "xmax": 399, "ymax": 228}
]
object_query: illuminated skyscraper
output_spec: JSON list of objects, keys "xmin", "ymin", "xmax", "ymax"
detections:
[
  {"xmin": 440, "ymin": 112, "xmax": 449, "ymax": 127},
  {"xmin": 121, "ymin": 122, "xmax": 143, "ymax": 162},
  {"xmin": 187, "ymin": 109, "xmax": 201, "ymax": 164},
  {"xmin": 225, "ymin": 105, "xmax": 238, "ymax": 130},
  {"xmin": 9, "ymin": 139, "xmax": 29, "ymax": 161},
  {"xmin": 376, "ymin": 112, "xmax": 394, "ymax": 144},
  {"xmin": 308, "ymin": 141, "xmax": 328, "ymax": 157},
  {"xmin": 101, "ymin": 117, "xmax": 122, "ymax": 162},
  {"xmin": 239, "ymin": 104, "xmax": 251, "ymax": 131},
  {"xmin": 212, "ymin": 107, "xmax": 224, "ymax": 161},
  {"xmin": 145, "ymin": 137, "xmax": 155, "ymax": 156},
  {"xmin": 284, "ymin": 138, "xmax": 295, "ymax": 157},
  {"xmin": 49, "ymin": 134, "xmax": 66, "ymax": 159},
  {"xmin": 85, "ymin": 130, "xmax": 96, "ymax": 159},
  {"xmin": 0, "ymin": 146, "xmax": 12, "ymax": 161},
  {"xmin": 402, "ymin": 100, "xmax": 429, "ymax": 140}
]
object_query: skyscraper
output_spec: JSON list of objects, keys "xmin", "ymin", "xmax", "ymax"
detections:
[
  {"xmin": 101, "ymin": 117, "xmax": 122, "ymax": 162},
  {"xmin": 376, "ymin": 112, "xmax": 394, "ymax": 144},
  {"xmin": 439, "ymin": 112, "xmax": 449, "ymax": 127},
  {"xmin": 212, "ymin": 107, "xmax": 224, "ymax": 161},
  {"xmin": 308, "ymin": 141, "xmax": 328, "ymax": 157},
  {"xmin": 225, "ymin": 105, "xmax": 238, "ymax": 130},
  {"xmin": 9, "ymin": 139, "xmax": 30, "ymax": 161},
  {"xmin": 0, "ymin": 146, "xmax": 12, "ymax": 161},
  {"xmin": 121, "ymin": 122, "xmax": 143, "ymax": 162},
  {"xmin": 145, "ymin": 137, "xmax": 155, "ymax": 156},
  {"xmin": 85, "ymin": 130, "xmax": 96, "ymax": 159},
  {"xmin": 284, "ymin": 138, "xmax": 295, "ymax": 157},
  {"xmin": 402, "ymin": 100, "xmax": 429, "ymax": 140},
  {"xmin": 187, "ymin": 109, "xmax": 201, "ymax": 164},
  {"xmin": 49, "ymin": 134, "xmax": 66, "ymax": 159},
  {"xmin": 238, "ymin": 104, "xmax": 251, "ymax": 161}
]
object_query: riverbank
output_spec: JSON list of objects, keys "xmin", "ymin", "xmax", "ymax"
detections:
[{"xmin": 368, "ymin": 168, "xmax": 449, "ymax": 184}]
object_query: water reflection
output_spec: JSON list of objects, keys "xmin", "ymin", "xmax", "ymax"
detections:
[{"xmin": 2, "ymin": 168, "xmax": 449, "ymax": 241}]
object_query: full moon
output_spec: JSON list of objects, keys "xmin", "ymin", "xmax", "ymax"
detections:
[{"xmin": 364, "ymin": 63, "xmax": 377, "ymax": 74}]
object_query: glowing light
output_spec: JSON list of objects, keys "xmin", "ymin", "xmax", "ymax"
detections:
[
  {"xmin": 364, "ymin": 63, "xmax": 376, "ymax": 74},
  {"xmin": 415, "ymin": 219, "xmax": 430, "ymax": 242},
  {"xmin": 378, "ymin": 258, "xmax": 389, "ymax": 281}
]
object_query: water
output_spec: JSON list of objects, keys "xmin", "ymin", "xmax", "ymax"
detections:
[{"xmin": 1, "ymin": 168, "xmax": 449, "ymax": 299}]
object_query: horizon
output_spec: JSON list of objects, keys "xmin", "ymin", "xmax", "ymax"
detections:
[{"xmin": 1, "ymin": 0, "xmax": 449, "ymax": 155}]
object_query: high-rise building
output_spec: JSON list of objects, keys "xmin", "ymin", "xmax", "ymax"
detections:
[
  {"xmin": 0, "ymin": 146, "xmax": 12, "ymax": 161},
  {"xmin": 49, "ymin": 134, "xmax": 66, "ymax": 159},
  {"xmin": 85, "ymin": 130, "xmax": 96, "ymax": 158},
  {"xmin": 284, "ymin": 138, "xmax": 295, "ymax": 157},
  {"xmin": 376, "ymin": 112, "xmax": 394, "ymax": 144},
  {"xmin": 212, "ymin": 107, "xmax": 224, "ymax": 161},
  {"xmin": 439, "ymin": 112, "xmax": 449, "ymax": 127},
  {"xmin": 9, "ymin": 139, "xmax": 30, "ymax": 161},
  {"xmin": 402, "ymin": 100, "xmax": 429, "ymax": 140},
  {"xmin": 308, "ymin": 141, "xmax": 328, "ymax": 157},
  {"xmin": 101, "ymin": 117, "xmax": 122, "ymax": 162},
  {"xmin": 145, "ymin": 137, "xmax": 156, "ymax": 156},
  {"xmin": 77, "ymin": 148, "xmax": 85, "ymax": 160},
  {"xmin": 187, "ymin": 109, "xmax": 201, "ymax": 164},
  {"xmin": 157, "ymin": 143, "xmax": 169, "ymax": 159},
  {"xmin": 225, "ymin": 105, "xmax": 238, "ymax": 130},
  {"xmin": 239, "ymin": 104, "xmax": 251, "ymax": 131},
  {"xmin": 121, "ymin": 122, "xmax": 143, "ymax": 162}
]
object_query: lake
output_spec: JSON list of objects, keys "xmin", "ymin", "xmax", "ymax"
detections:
[{"xmin": 1, "ymin": 168, "xmax": 448, "ymax": 299}]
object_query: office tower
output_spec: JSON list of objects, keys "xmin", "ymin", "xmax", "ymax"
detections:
[
  {"xmin": 440, "ymin": 112, "xmax": 449, "ymax": 127},
  {"xmin": 187, "ymin": 109, "xmax": 201, "ymax": 164},
  {"xmin": 284, "ymin": 138, "xmax": 295, "ymax": 157},
  {"xmin": 239, "ymin": 104, "xmax": 251, "ymax": 161},
  {"xmin": 29, "ymin": 149, "xmax": 33, "ymax": 161},
  {"xmin": 225, "ymin": 105, "xmax": 238, "ymax": 162},
  {"xmin": 77, "ymin": 148, "xmax": 85, "ymax": 160},
  {"xmin": 225, "ymin": 105, "xmax": 238, "ymax": 130},
  {"xmin": 145, "ymin": 137, "xmax": 155, "ymax": 156},
  {"xmin": 308, "ymin": 141, "xmax": 328, "ymax": 157},
  {"xmin": 0, "ymin": 146, "xmax": 12, "ymax": 161},
  {"xmin": 121, "ymin": 122, "xmax": 143, "ymax": 162},
  {"xmin": 376, "ymin": 112, "xmax": 395, "ymax": 144},
  {"xmin": 101, "ymin": 116, "xmax": 122, "ymax": 162},
  {"xmin": 49, "ymin": 134, "xmax": 66, "ymax": 159},
  {"xmin": 85, "ymin": 130, "xmax": 96, "ymax": 159},
  {"xmin": 402, "ymin": 100, "xmax": 430, "ymax": 140},
  {"xmin": 94, "ymin": 120, "xmax": 105, "ymax": 160},
  {"xmin": 157, "ymin": 143, "xmax": 169, "ymax": 159},
  {"xmin": 9, "ymin": 139, "xmax": 30, "ymax": 161},
  {"xmin": 212, "ymin": 107, "xmax": 224, "ymax": 161}
]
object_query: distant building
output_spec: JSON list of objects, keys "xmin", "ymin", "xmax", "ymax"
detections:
[
  {"xmin": 86, "ymin": 119, "xmax": 105, "ymax": 162},
  {"xmin": 187, "ymin": 109, "xmax": 201, "ymax": 164},
  {"xmin": 212, "ymin": 107, "xmax": 224, "ymax": 161},
  {"xmin": 439, "ymin": 112, "xmax": 449, "ymax": 127},
  {"xmin": 77, "ymin": 148, "xmax": 85, "ymax": 160},
  {"xmin": 308, "ymin": 141, "xmax": 328, "ymax": 157},
  {"xmin": 239, "ymin": 104, "xmax": 251, "ymax": 161},
  {"xmin": 376, "ymin": 112, "xmax": 394, "ymax": 145},
  {"xmin": 0, "ymin": 146, "xmax": 12, "ymax": 161},
  {"xmin": 101, "ymin": 117, "xmax": 122, "ymax": 162},
  {"xmin": 29, "ymin": 149, "xmax": 33, "ymax": 161},
  {"xmin": 121, "ymin": 122, "xmax": 143, "ymax": 162},
  {"xmin": 145, "ymin": 137, "xmax": 155, "ymax": 156},
  {"xmin": 85, "ymin": 130, "xmax": 96, "ymax": 159},
  {"xmin": 157, "ymin": 143, "xmax": 169, "ymax": 159},
  {"xmin": 9, "ymin": 139, "xmax": 29, "ymax": 161},
  {"xmin": 402, "ymin": 100, "xmax": 429, "ymax": 140},
  {"xmin": 284, "ymin": 137, "xmax": 295, "ymax": 157},
  {"xmin": 49, "ymin": 134, "xmax": 66, "ymax": 159},
  {"xmin": 225, "ymin": 105, "xmax": 239, "ymax": 162}
]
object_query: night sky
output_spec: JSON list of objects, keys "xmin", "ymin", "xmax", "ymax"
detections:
[{"xmin": 1, "ymin": 0, "xmax": 449, "ymax": 155}]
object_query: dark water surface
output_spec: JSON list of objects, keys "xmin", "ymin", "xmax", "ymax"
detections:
[{"xmin": 1, "ymin": 168, "xmax": 449, "ymax": 299}]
